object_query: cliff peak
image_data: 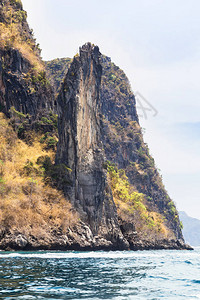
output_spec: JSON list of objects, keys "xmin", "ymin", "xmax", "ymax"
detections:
[{"xmin": 79, "ymin": 42, "xmax": 99, "ymax": 52}]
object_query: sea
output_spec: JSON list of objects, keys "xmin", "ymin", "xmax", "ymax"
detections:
[{"xmin": 0, "ymin": 248, "xmax": 200, "ymax": 299}]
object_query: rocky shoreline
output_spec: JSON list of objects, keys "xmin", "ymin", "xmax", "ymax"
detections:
[{"xmin": 0, "ymin": 222, "xmax": 193, "ymax": 251}]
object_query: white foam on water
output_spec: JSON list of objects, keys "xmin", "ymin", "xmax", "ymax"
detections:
[
  {"xmin": 0, "ymin": 251, "xmax": 146, "ymax": 259},
  {"xmin": 0, "ymin": 249, "xmax": 199, "ymax": 260}
]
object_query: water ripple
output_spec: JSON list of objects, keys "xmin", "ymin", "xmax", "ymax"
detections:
[{"xmin": 0, "ymin": 249, "xmax": 200, "ymax": 299}]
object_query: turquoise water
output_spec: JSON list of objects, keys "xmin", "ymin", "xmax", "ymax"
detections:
[{"xmin": 0, "ymin": 249, "xmax": 200, "ymax": 299}]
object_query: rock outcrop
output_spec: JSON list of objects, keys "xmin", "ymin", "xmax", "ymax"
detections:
[
  {"xmin": 56, "ymin": 43, "xmax": 128, "ymax": 249},
  {"xmin": 99, "ymin": 56, "xmax": 184, "ymax": 243},
  {"xmin": 0, "ymin": 48, "xmax": 54, "ymax": 118},
  {"xmin": 0, "ymin": 0, "xmax": 54, "ymax": 119},
  {"xmin": 0, "ymin": 1, "xmax": 192, "ymax": 251},
  {"xmin": 54, "ymin": 43, "xmax": 191, "ymax": 250}
]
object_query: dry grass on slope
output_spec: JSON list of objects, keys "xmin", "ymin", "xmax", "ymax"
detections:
[
  {"xmin": 0, "ymin": 2, "xmax": 44, "ymax": 72},
  {"xmin": 0, "ymin": 113, "xmax": 77, "ymax": 239}
]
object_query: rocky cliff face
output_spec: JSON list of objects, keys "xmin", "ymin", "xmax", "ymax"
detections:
[
  {"xmin": 45, "ymin": 57, "xmax": 71, "ymax": 96},
  {"xmin": 0, "ymin": 48, "xmax": 54, "ymax": 118},
  {"xmin": 99, "ymin": 56, "xmax": 184, "ymax": 244},
  {"xmin": 46, "ymin": 45, "xmax": 189, "ymax": 250},
  {"xmin": 0, "ymin": 0, "xmax": 54, "ymax": 119},
  {"xmin": 56, "ymin": 43, "xmax": 127, "ymax": 249},
  {"xmin": 53, "ymin": 43, "xmax": 190, "ymax": 250}
]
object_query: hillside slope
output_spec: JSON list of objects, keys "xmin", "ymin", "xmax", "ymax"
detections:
[{"xmin": 0, "ymin": 112, "xmax": 83, "ymax": 250}]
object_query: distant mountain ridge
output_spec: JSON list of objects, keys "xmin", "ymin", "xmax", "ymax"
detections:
[{"xmin": 179, "ymin": 211, "xmax": 200, "ymax": 246}]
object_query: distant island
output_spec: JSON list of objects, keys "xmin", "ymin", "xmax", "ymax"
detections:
[
  {"xmin": 179, "ymin": 211, "xmax": 200, "ymax": 246},
  {"xmin": 0, "ymin": 0, "xmax": 192, "ymax": 251}
]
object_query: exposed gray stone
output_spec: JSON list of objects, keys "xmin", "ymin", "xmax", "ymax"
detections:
[
  {"xmin": 56, "ymin": 43, "xmax": 128, "ymax": 250},
  {"xmin": 15, "ymin": 235, "xmax": 28, "ymax": 248}
]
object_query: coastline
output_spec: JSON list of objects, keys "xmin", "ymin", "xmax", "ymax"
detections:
[{"xmin": 0, "ymin": 231, "xmax": 193, "ymax": 251}]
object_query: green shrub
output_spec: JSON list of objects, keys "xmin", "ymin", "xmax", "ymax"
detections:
[
  {"xmin": 46, "ymin": 136, "xmax": 57, "ymax": 150},
  {"xmin": 39, "ymin": 133, "xmax": 58, "ymax": 150},
  {"xmin": 180, "ymin": 221, "xmax": 183, "ymax": 229},
  {"xmin": 9, "ymin": 106, "xmax": 28, "ymax": 121},
  {"xmin": 23, "ymin": 160, "xmax": 38, "ymax": 176},
  {"xmin": 167, "ymin": 201, "xmax": 176, "ymax": 216},
  {"xmin": 37, "ymin": 113, "xmax": 58, "ymax": 130},
  {"xmin": 36, "ymin": 156, "xmax": 72, "ymax": 189}
]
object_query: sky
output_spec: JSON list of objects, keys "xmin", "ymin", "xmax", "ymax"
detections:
[{"xmin": 22, "ymin": 0, "xmax": 200, "ymax": 219}]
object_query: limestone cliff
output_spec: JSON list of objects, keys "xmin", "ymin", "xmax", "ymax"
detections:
[
  {"xmin": 56, "ymin": 43, "xmax": 127, "ymax": 249},
  {"xmin": 45, "ymin": 57, "xmax": 71, "ymax": 96},
  {"xmin": 0, "ymin": 0, "xmax": 54, "ymax": 119},
  {"xmin": 53, "ymin": 43, "xmax": 190, "ymax": 250},
  {"xmin": 46, "ymin": 46, "xmax": 189, "ymax": 250},
  {"xmin": 0, "ymin": 0, "xmax": 191, "ymax": 250},
  {"xmin": 100, "ymin": 56, "xmax": 184, "ymax": 247}
]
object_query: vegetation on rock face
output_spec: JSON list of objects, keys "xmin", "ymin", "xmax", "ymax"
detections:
[
  {"xmin": 0, "ymin": 112, "xmax": 77, "ymax": 243},
  {"xmin": 98, "ymin": 56, "xmax": 183, "ymax": 239},
  {"xmin": 101, "ymin": 55, "xmax": 136, "ymax": 122},
  {"xmin": 105, "ymin": 161, "xmax": 173, "ymax": 240},
  {"xmin": 9, "ymin": 106, "xmax": 58, "ymax": 147},
  {"xmin": 45, "ymin": 58, "xmax": 72, "ymax": 94},
  {"xmin": 0, "ymin": 0, "xmax": 43, "ymax": 72},
  {"xmin": 0, "ymin": 0, "xmax": 53, "ymax": 120}
]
